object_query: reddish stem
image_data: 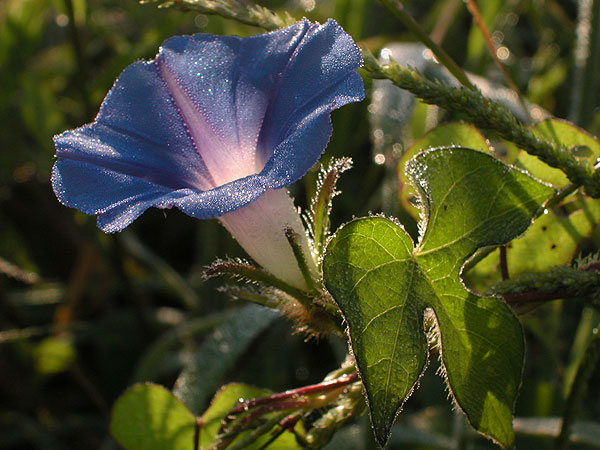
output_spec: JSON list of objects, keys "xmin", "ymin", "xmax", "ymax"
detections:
[
  {"xmin": 194, "ymin": 417, "xmax": 202, "ymax": 450},
  {"xmin": 581, "ymin": 262, "xmax": 600, "ymax": 272},
  {"xmin": 228, "ymin": 372, "xmax": 359, "ymax": 415}
]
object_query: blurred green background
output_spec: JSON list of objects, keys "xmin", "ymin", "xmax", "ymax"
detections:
[{"xmin": 1, "ymin": 0, "xmax": 599, "ymax": 448}]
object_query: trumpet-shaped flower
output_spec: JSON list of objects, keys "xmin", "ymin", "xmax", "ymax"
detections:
[{"xmin": 52, "ymin": 19, "xmax": 364, "ymax": 289}]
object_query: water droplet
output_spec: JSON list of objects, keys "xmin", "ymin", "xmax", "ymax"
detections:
[
  {"xmin": 496, "ymin": 46, "xmax": 510, "ymax": 61},
  {"xmin": 374, "ymin": 154, "xmax": 386, "ymax": 165},
  {"xmin": 380, "ymin": 47, "xmax": 393, "ymax": 61}
]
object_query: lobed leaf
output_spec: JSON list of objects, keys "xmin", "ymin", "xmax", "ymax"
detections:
[{"xmin": 324, "ymin": 148, "xmax": 553, "ymax": 448}]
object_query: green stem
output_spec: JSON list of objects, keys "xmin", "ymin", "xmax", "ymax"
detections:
[
  {"xmin": 452, "ymin": 410, "xmax": 469, "ymax": 450},
  {"xmin": 217, "ymin": 285, "xmax": 280, "ymax": 309},
  {"xmin": 140, "ymin": 0, "xmax": 294, "ymax": 30},
  {"xmin": 488, "ymin": 266, "xmax": 600, "ymax": 306},
  {"xmin": 572, "ymin": 0, "xmax": 600, "ymax": 127},
  {"xmin": 223, "ymin": 411, "xmax": 290, "ymax": 450},
  {"xmin": 362, "ymin": 52, "xmax": 600, "ymax": 197},
  {"xmin": 378, "ymin": 0, "xmax": 474, "ymax": 90},
  {"xmin": 554, "ymin": 328, "xmax": 600, "ymax": 450},
  {"xmin": 194, "ymin": 417, "xmax": 201, "ymax": 450},
  {"xmin": 563, "ymin": 307, "xmax": 600, "ymax": 397},
  {"xmin": 205, "ymin": 260, "xmax": 314, "ymax": 308}
]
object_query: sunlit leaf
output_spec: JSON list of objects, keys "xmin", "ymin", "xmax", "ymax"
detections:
[
  {"xmin": 33, "ymin": 336, "xmax": 76, "ymax": 375},
  {"xmin": 110, "ymin": 383, "xmax": 195, "ymax": 450},
  {"xmin": 469, "ymin": 119, "xmax": 600, "ymax": 288},
  {"xmin": 398, "ymin": 122, "xmax": 490, "ymax": 220},
  {"xmin": 324, "ymin": 148, "xmax": 553, "ymax": 448}
]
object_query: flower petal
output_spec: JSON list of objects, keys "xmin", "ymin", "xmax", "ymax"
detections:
[
  {"xmin": 257, "ymin": 19, "xmax": 364, "ymax": 185},
  {"xmin": 52, "ymin": 19, "xmax": 364, "ymax": 233},
  {"xmin": 52, "ymin": 157, "xmax": 269, "ymax": 232}
]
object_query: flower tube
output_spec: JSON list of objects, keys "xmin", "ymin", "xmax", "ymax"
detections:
[{"xmin": 52, "ymin": 19, "xmax": 364, "ymax": 289}]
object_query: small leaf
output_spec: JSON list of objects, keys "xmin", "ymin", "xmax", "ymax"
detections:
[
  {"xmin": 110, "ymin": 383, "xmax": 195, "ymax": 450},
  {"xmin": 33, "ymin": 336, "xmax": 76, "ymax": 375},
  {"xmin": 398, "ymin": 122, "xmax": 491, "ymax": 220},
  {"xmin": 324, "ymin": 148, "xmax": 553, "ymax": 448},
  {"xmin": 310, "ymin": 157, "xmax": 352, "ymax": 257}
]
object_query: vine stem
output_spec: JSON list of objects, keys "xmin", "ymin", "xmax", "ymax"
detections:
[
  {"xmin": 194, "ymin": 417, "xmax": 201, "ymax": 450},
  {"xmin": 499, "ymin": 245, "xmax": 509, "ymax": 280},
  {"xmin": 378, "ymin": 0, "xmax": 475, "ymax": 90},
  {"xmin": 363, "ymin": 53, "xmax": 600, "ymax": 196},
  {"xmin": 227, "ymin": 372, "xmax": 359, "ymax": 416},
  {"xmin": 213, "ymin": 371, "xmax": 360, "ymax": 449}
]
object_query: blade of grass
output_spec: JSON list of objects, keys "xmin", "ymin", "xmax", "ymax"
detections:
[{"xmin": 378, "ymin": 0, "xmax": 474, "ymax": 89}]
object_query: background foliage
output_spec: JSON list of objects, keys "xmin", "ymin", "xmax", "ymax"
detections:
[{"xmin": 1, "ymin": 0, "xmax": 600, "ymax": 448}]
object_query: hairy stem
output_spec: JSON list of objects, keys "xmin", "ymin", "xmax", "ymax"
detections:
[
  {"xmin": 140, "ymin": 0, "xmax": 295, "ymax": 30},
  {"xmin": 362, "ymin": 52, "xmax": 600, "ymax": 197},
  {"xmin": 206, "ymin": 260, "xmax": 314, "ymax": 307}
]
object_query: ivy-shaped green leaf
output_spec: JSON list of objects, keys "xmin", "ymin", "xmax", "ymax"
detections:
[{"xmin": 323, "ymin": 148, "xmax": 553, "ymax": 448}]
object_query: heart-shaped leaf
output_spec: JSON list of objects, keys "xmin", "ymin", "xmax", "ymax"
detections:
[
  {"xmin": 110, "ymin": 383, "xmax": 196, "ymax": 450},
  {"xmin": 323, "ymin": 148, "xmax": 553, "ymax": 448}
]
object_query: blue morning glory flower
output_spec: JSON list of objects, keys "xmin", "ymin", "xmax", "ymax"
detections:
[{"xmin": 52, "ymin": 19, "xmax": 364, "ymax": 289}]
